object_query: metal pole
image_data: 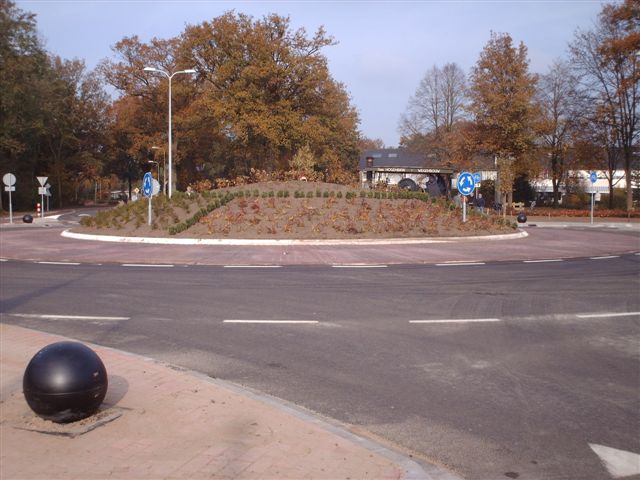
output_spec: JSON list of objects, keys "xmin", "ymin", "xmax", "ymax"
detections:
[
  {"xmin": 591, "ymin": 192, "xmax": 594, "ymax": 225},
  {"xmin": 148, "ymin": 195, "xmax": 152, "ymax": 226},
  {"xmin": 463, "ymin": 197, "xmax": 467, "ymax": 223},
  {"xmin": 163, "ymin": 149, "xmax": 166, "ymax": 195},
  {"xmin": 168, "ymin": 75, "xmax": 173, "ymax": 199},
  {"xmin": 8, "ymin": 189, "xmax": 12, "ymax": 224}
]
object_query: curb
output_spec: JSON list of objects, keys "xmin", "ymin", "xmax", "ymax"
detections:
[
  {"xmin": 61, "ymin": 229, "xmax": 528, "ymax": 246},
  {"xmin": 5, "ymin": 325, "xmax": 460, "ymax": 480}
]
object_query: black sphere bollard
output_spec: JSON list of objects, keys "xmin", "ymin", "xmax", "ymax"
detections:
[
  {"xmin": 517, "ymin": 212, "xmax": 527, "ymax": 224},
  {"xmin": 23, "ymin": 341, "xmax": 108, "ymax": 423},
  {"xmin": 22, "ymin": 214, "xmax": 33, "ymax": 223}
]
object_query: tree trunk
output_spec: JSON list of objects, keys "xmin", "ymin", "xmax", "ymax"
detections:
[
  {"xmin": 608, "ymin": 176, "xmax": 614, "ymax": 209},
  {"xmin": 552, "ymin": 178, "xmax": 560, "ymax": 208}
]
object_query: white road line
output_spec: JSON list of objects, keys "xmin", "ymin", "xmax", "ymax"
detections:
[
  {"xmin": 635, "ymin": 253, "xmax": 640, "ymax": 256},
  {"xmin": 523, "ymin": 259, "xmax": 564, "ymax": 263},
  {"xmin": 223, "ymin": 265, "xmax": 282, "ymax": 268},
  {"xmin": 0, "ymin": 258, "xmax": 7, "ymax": 262},
  {"xmin": 121, "ymin": 264, "xmax": 174, "ymax": 268},
  {"xmin": 589, "ymin": 255, "xmax": 620, "ymax": 260},
  {"xmin": 332, "ymin": 264, "xmax": 388, "ymax": 268},
  {"xmin": 7, "ymin": 313, "xmax": 129, "ymax": 321},
  {"xmin": 435, "ymin": 262, "xmax": 485, "ymax": 267},
  {"xmin": 223, "ymin": 320, "xmax": 319, "ymax": 324},
  {"xmin": 409, "ymin": 318, "xmax": 501, "ymax": 324},
  {"xmin": 577, "ymin": 312, "xmax": 640, "ymax": 319},
  {"xmin": 37, "ymin": 261, "xmax": 81, "ymax": 265}
]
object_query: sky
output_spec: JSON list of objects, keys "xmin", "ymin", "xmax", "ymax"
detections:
[{"xmin": 18, "ymin": 0, "xmax": 606, "ymax": 147}]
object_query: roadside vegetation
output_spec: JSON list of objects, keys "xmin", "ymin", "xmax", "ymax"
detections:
[{"xmin": 78, "ymin": 181, "xmax": 517, "ymax": 238}]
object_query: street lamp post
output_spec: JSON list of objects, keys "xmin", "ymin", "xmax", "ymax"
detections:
[
  {"xmin": 151, "ymin": 146, "xmax": 166, "ymax": 194},
  {"xmin": 143, "ymin": 67, "xmax": 196, "ymax": 198}
]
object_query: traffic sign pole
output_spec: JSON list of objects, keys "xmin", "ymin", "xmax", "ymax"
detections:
[
  {"xmin": 457, "ymin": 171, "xmax": 476, "ymax": 223},
  {"xmin": 3, "ymin": 173, "xmax": 16, "ymax": 224},
  {"xmin": 589, "ymin": 171, "xmax": 597, "ymax": 225},
  {"xmin": 463, "ymin": 197, "xmax": 467, "ymax": 223}
]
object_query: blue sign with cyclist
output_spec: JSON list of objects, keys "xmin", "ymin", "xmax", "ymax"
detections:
[
  {"xmin": 590, "ymin": 171, "xmax": 597, "ymax": 184},
  {"xmin": 142, "ymin": 172, "xmax": 153, "ymax": 197},
  {"xmin": 457, "ymin": 171, "xmax": 475, "ymax": 196}
]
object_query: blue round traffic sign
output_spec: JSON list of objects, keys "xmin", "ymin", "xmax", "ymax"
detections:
[
  {"xmin": 457, "ymin": 171, "xmax": 475, "ymax": 196},
  {"xmin": 590, "ymin": 171, "xmax": 597, "ymax": 184},
  {"xmin": 142, "ymin": 172, "xmax": 153, "ymax": 197}
]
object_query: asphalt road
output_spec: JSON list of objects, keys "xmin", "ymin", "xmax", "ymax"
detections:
[{"xmin": 1, "ymin": 255, "xmax": 639, "ymax": 480}]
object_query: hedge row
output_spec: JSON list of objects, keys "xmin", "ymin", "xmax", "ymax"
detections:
[{"xmin": 168, "ymin": 193, "xmax": 234, "ymax": 235}]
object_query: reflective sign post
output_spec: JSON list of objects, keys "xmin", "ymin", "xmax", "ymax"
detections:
[
  {"xmin": 589, "ymin": 172, "xmax": 597, "ymax": 225},
  {"xmin": 457, "ymin": 172, "xmax": 476, "ymax": 223},
  {"xmin": 3, "ymin": 173, "xmax": 16, "ymax": 224}
]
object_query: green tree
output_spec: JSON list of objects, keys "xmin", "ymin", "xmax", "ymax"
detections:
[{"xmin": 0, "ymin": 0, "xmax": 50, "ymax": 209}]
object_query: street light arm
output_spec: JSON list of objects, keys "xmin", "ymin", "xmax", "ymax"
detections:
[{"xmin": 143, "ymin": 66, "xmax": 169, "ymax": 78}]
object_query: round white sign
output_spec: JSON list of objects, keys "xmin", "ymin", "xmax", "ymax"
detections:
[{"xmin": 3, "ymin": 173, "xmax": 16, "ymax": 186}]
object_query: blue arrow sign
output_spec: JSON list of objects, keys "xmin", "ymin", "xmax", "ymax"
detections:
[
  {"xmin": 457, "ymin": 171, "xmax": 475, "ymax": 196},
  {"xmin": 590, "ymin": 171, "xmax": 597, "ymax": 184},
  {"xmin": 142, "ymin": 172, "xmax": 153, "ymax": 197},
  {"xmin": 473, "ymin": 172, "xmax": 481, "ymax": 184}
]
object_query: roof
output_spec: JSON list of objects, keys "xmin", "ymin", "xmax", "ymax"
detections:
[
  {"xmin": 359, "ymin": 148, "xmax": 449, "ymax": 171},
  {"xmin": 359, "ymin": 148, "xmax": 495, "ymax": 173}
]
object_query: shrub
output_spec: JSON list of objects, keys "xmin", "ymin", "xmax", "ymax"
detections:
[
  {"xmin": 316, "ymin": 189, "xmax": 322, "ymax": 197},
  {"xmin": 306, "ymin": 191, "xmax": 313, "ymax": 198},
  {"xmin": 337, "ymin": 191, "xmax": 343, "ymax": 198},
  {"xmin": 323, "ymin": 191, "xmax": 329, "ymax": 198}
]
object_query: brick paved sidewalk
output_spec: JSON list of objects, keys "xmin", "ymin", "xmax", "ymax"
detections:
[{"xmin": 0, "ymin": 324, "xmax": 436, "ymax": 480}]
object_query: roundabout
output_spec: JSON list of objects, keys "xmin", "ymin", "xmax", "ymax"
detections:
[{"xmin": 1, "ymin": 213, "xmax": 639, "ymax": 479}]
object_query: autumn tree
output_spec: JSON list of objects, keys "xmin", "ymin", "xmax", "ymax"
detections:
[
  {"xmin": 180, "ymin": 12, "xmax": 359, "ymax": 179},
  {"xmin": 468, "ymin": 32, "xmax": 538, "ymax": 208},
  {"xmin": 570, "ymin": 0, "xmax": 639, "ymax": 211},
  {"xmin": 41, "ymin": 57, "xmax": 110, "ymax": 207},
  {"xmin": 534, "ymin": 59, "xmax": 582, "ymax": 207}
]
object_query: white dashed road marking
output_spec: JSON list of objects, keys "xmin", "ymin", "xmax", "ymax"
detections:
[
  {"xmin": 7, "ymin": 313, "xmax": 129, "ymax": 321},
  {"xmin": 589, "ymin": 255, "xmax": 620, "ymax": 260},
  {"xmin": 121, "ymin": 264, "xmax": 174, "ymax": 268},
  {"xmin": 332, "ymin": 264, "xmax": 388, "ymax": 268},
  {"xmin": 37, "ymin": 261, "xmax": 80, "ymax": 265},
  {"xmin": 523, "ymin": 259, "xmax": 564, "ymax": 263},
  {"xmin": 409, "ymin": 318, "xmax": 501, "ymax": 324},
  {"xmin": 577, "ymin": 312, "xmax": 640, "ymax": 319},
  {"xmin": 435, "ymin": 262, "xmax": 486, "ymax": 267},
  {"xmin": 223, "ymin": 265, "xmax": 282, "ymax": 268},
  {"xmin": 224, "ymin": 320, "xmax": 319, "ymax": 324}
]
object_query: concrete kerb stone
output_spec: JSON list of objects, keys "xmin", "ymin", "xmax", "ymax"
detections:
[
  {"xmin": 61, "ymin": 229, "xmax": 528, "ymax": 246},
  {"xmin": 3, "ymin": 325, "xmax": 458, "ymax": 480}
]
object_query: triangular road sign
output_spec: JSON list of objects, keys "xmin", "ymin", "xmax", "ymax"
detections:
[
  {"xmin": 589, "ymin": 443, "xmax": 640, "ymax": 478},
  {"xmin": 37, "ymin": 176, "xmax": 48, "ymax": 186}
]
